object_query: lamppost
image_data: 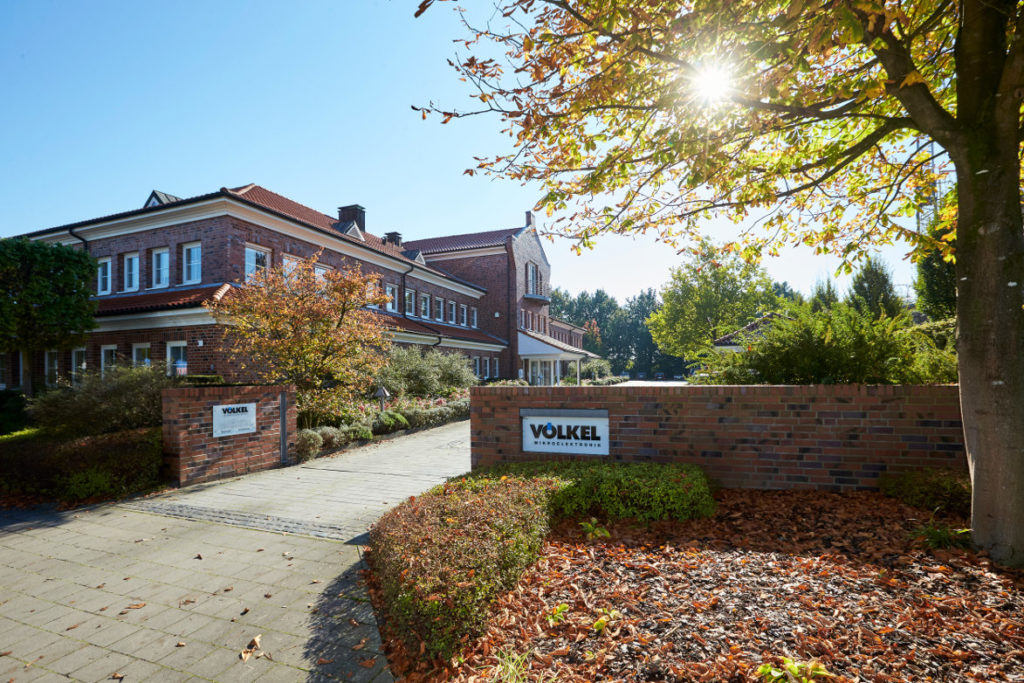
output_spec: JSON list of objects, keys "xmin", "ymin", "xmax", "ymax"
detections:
[{"xmin": 374, "ymin": 385, "xmax": 390, "ymax": 412}]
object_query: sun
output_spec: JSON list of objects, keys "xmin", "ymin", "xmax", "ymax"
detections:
[{"xmin": 690, "ymin": 63, "xmax": 733, "ymax": 105}]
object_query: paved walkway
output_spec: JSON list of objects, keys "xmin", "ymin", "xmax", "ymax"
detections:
[{"xmin": 0, "ymin": 421, "xmax": 471, "ymax": 683}]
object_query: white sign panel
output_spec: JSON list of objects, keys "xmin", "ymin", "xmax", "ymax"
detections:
[
  {"xmin": 212, "ymin": 403, "xmax": 257, "ymax": 438},
  {"xmin": 522, "ymin": 415, "xmax": 609, "ymax": 455}
]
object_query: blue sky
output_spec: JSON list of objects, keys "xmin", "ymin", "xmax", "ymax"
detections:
[{"xmin": 0, "ymin": 0, "xmax": 917, "ymax": 303}]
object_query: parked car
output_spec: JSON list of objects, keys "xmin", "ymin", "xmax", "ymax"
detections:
[
  {"xmin": 654, "ymin": 372, "xmax": 666, "ymax": 380},
  {"xmin": 636, "ymin": 372, "xmax": 647, "ymax": 380}
]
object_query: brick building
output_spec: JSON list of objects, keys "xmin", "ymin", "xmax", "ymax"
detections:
[{"xmin": 1, "ymin": 184, "xmax": 592, "ymax": 390}]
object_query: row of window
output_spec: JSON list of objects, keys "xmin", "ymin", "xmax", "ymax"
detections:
[
  {"xmin": 380, "ymin": 285, "xmax": 478, "ymax": 328},
  {"xmin": 520, "ymin": 309, "xmax": 550, "ymax": 335},
  {"xmin": 472, "ymin": 357, "xmax": 499, "ymax": 379},
  {"xmin": 97, "ymin": 244, "xmax": 202, "ymax": 295},
  {"xmin": 24, "ymin": 343, "xmax": 190, "ymax": 387}
]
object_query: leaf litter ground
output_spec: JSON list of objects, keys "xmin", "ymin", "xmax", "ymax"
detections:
[{"xmin": 376, "ymin": 490, "xmax": 1024, "ymax": 682}]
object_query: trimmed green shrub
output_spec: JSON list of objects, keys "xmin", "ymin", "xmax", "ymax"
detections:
[
  {"xmin": 294, "ymin": 429, "xmax": 323, "ymax": 462},
  {"xmin": 316, "ymin": 426, "xmax": 344, "ymax": 450},
  {"xmin": 372, "ymin": 409, "xmax": 410, "ymax": 435},
  {"xmin": 370, "ymin": 477, "xmax": 560, "ymax": 660},
  {"xmin": 377, "ymin": 346, "xmax": 478, "ymax": 398},
  {"xmin": 398, "ymin": 398, "xmax": 470, "ymax": 429},
  {"xmin": 344, "ymin": 424, "xmax": 374, "ymax": 442},
  {"xmin": 879, "ymin": 468, "xmax": 971, "ymax": 518},
  {"xmin": 0, "ymin": 427, "xmax": 162, "ymax": 503},
  {"xmin": 179, "ymin": 374, "xmax": 225, "ymax": 386},
  {"xmin": 0, "ymin": 389, "xmax": 29, "ymax": 435},
  {"xmin": 28, "ymin": 365, "xmax": 174, "ymax": 436}
]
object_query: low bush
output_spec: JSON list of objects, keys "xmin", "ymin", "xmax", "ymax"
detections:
[
  {"xmin": 879, "ymin": 468, "xmax": 971, "ymax": 518},
  {"xmin": 316, "ymin": 426, "xmax": 344, "ymax": 450},
  {"xmin": 372, "ymin": 409, "xmax": 410, "ymax": 435},
  {"xmin": 487, "ymin": 379, "xmax": 528, "ymax": 387},
  {"xmin": 369, "ymin": 461, "xmax": 716, "ymax": 663},
  {"xmin": 0, "ymin": 389, "xmax": 29, "ymax": 435},
  {"xmin": 179, "ymin": 374, "xmax": 225, "ymax": 386},
  {"xmin": 377, "ymin": 347, "xmax": 478, "ymax": 398},
  {"xmin": 0, "ymin": 427, "xmax": 162, "ymax": 503},
  {"xmin": 294, "ymin": 429, "xmax": 323, "ymax": 462},
  {"xmin": 28, "ymin": 365, "xmax": 174, "ymax": 436},
  {"xmin": 370, "ymin": 477, "xmax": 561, "ymax": 661}
]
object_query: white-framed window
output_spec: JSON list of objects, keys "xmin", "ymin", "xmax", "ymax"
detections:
[
  {"xmin": 45, "ymin": 350, "xmax": 59, "ymax": 386},
  {"xmin": 182, "ymin": 242, "xmax": 202, "ymax": 284},
  {"xmin": 366, "ymin": 280, "xmax": 382, "ymax": 308},
  {"xmin": 527, "ymin": 262, "xmax": 541, "ymax": 295},
  {"xmin": 283, "ymin": 254, "xmax": 301, "ymax": 278},
  {"xmin": 151, "ymin": 248, "xmax": 169, "ymax": 288},
  {"xmin": 245, "ymin": 244, "xmax": 270, "ymax": 281},
  {"xmin": 385, "ymin": 284, "xmax": 398, "ymax": 312},
  {"xmin": 448, "ymin": 301, "xmax": 457, "ymax": 323},
  {"xmin": 97, "ymin": 257, "xmax": 112, "ymax": 295},
  {"xmin": 101, "ymin": 345, "xmax": 117, "ymax": 377},
  {"xmin": 460, "ymin": 304, "xmax": 468, "ymax": 326},
  {"xmin": 491, "ymin": 358, "xmax": 499, "ymax": 378},
  {"xmin": 420, "ymin": 293, "xmax": 431, "ymax": 318},
  {"xmin": 471, "ymin": 307, "xmax": 478, "ymax": 328},
  {"xmin": 132, "ymin": 343, "xmax": 151, "ymax": 367},
  {"xmin": 434, "ymin": 296, "xmax": 444, "ymax": 321},
  {"xmin": 71, "ymin": 347, "xmax": 86, "ymax": 385},
  {"xmin": 405, "ymin": 289, "xmax": 416, "ymax": 316},
  {"xmin": 123, "ymin": 252, "xmax": 139, "ymax": 292},
  {"xmin": 166, "ymin": 341, "xmax": 187, "ymax": 376},
  {"xmin": 473, "ymin": 357, "xmax": 480, "ymax": 377},
  {"xmin": 0, "ymin": 352, "xmax": 7, "ymax": 389},
  {"xmin": 314, "ymin": 264, "xmax": 330, "ymax": 280}
]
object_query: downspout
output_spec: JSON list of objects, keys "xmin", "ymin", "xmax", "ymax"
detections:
[
  {"xmin": 68, "ymin": 227, "xmax": 89, "ymax": 253},
  {"xmin": 400, "ymin": 263, "xmax": 415, "ymax": 319},
  {"xmin": 507, "ymin": 235, "xmax": 517, "ymax": 379}
]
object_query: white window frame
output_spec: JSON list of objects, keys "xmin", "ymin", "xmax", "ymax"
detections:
[
  {"xmin": 384, "ymin": 284, "xmax": 398, "ymax": 312},
  {"xmin": 473, "ymin": 357, "xmax": 480, "ymax": 377},
  {"xmin": 448, "ymin": 301, "xmax": 457, "ymax": 323},
  {"xmin": 244, "ymin": 244, "xmax": 271, "ymax": 281},
  {"xmin": 101, "ymin": 344, "xmax": 118, "ymax": 377},
  {"xmin": 471, "ymin": 307, "xmax": 478, "ymax": 328},
  {"xmin": 166, "ymin": 341, "xmax": 187, "ymax": 377},
  {"xmin": 132, "ymin": 343, "xmax": 151, "ymax": 367},
  {"xmin": 405, "ymin": 288, "xmax": 416, "ymax": 316},
  {"xmin": 434, "ymin": 296, "xmax": 444, "ymax": 321},
  {"xmin": 45, "ymin": 350, "xmax": 59, "ymax": 386},
  {"xmin": 97, "ymin": 257, "xmax": 112, "ymax": 295},
  {"xmin": 314, "ymin": 263, "xmax": 331, "ymax": 280},
  {"xmin": 151, "ymin": 248, "xmax": 169, "ymax": 289},
  {"xmin": 283, "ymin": 254, "xmax": 302, "ymax": 278},
  {"xmin": 460, "ymin": 304, "xmax": 468, "ymax": 327},
  {"xmin": 71, "ymin": 347, "xmax": 87, "ymax": 385},
  {"xmin": 490, "ymin": 358, "xmax": 498, "ymax": 378},
  {"xmin": 420, "ymin": 293, "xmax": 431, "ymax": 318},
  {"xmin": 123, "ymin": 252, "xmax": 140, "ymax": 292},
  {"xmin": 182, "ymin": 242, "xmax": 202, "ymax": 284}
]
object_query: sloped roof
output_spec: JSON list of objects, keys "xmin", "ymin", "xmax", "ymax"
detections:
[
  {"xmin": 519, "ymin": 328, "xmax": 597, "ymax": 357},
  {"xmin": 376, "ymin": 311, "xmax": 508, "ymax": 346},
  {"xmin": 403, "ymin": 227, "xmax": 521, "ymax": 255},
  {"xmin": 95, "ymin": 284, "xmax": 232, "ymax": 316},
  {"xmin": 713, "ymin": 311, "xmax": 786, "ymax": 346}
]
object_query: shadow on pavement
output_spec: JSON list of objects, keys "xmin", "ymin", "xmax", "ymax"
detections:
[{"xmin": 0, "ymin": 504, "xmax": 75, "ymax": 533}]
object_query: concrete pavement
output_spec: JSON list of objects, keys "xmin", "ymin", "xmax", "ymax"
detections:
[{"xmin": 0, "ymin": 421, "xmax": 471, "ymax": 682}]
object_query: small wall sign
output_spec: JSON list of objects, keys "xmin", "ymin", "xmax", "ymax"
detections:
[
  {"xmin": 521, "ymin": 408, "xmax": 609, "ymax": 455},
  {"xmin": 212, "ymin": 403, "xmax": 257, "ymax": 438}
]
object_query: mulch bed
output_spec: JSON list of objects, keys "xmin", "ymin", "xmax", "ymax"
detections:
[{"xmin": 377, "ymin": 490, "xmax": 1024, "ymax": 682}]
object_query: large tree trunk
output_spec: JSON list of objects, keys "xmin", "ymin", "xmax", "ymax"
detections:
[{"xmin": 952, "ymin": 135, "xmax": 1024, "ymax": 567}]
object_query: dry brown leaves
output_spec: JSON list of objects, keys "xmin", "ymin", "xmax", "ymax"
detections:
[{"xmin": 375, "ymin": 490, "xmax": 1024, "ymax": 682}]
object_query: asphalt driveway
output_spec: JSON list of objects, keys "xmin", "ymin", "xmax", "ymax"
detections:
[{"xmin": 0, "ymin": 421, "xmax": 471, "ymax": 682}]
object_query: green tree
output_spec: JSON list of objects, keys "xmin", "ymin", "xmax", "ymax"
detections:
[
  {"xmin": 548, "ymin": 288, "xmax": 620, "ymax": 356},
  {"xmin": 810, "ymin": 279, "xmax": 841, "ymax": 313},
  {"xmin": 419, "ymin": 0, "xmax": 1024, "ymax": 564},
  {"xmin": 0, "ymin": 238, "xmax": 96, "ymax": 396},
  {"xmin": 915, "ymin": 200, "xmax": 958, "ymax": 320},
  {"xmin": 847, "ymin": 257, "xmax": 904, "ymax": 319},
  {"xmin": 647, "ymin": 243, "xmax": 780, "ymax": 360},
  {"xmin": 607, "ymin": 289, "xmax": 681, "ymax": 376}
]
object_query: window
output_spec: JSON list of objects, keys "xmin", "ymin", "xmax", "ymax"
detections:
[
  {"xmin": 71, "ymin": 348, "xmax": 86, "ymax": 385},
  {"xmin": 283, "ymin": 254, "xmax": 301, "ymax": 278},
  {"xmin": 471, "ymin": 307, "xmax": 478, "ymax": 328},
  {"xmin": 420, "ymin": 293, "xmax": 431, "ymax": 318},
  {"xmin": 314, "ymin": 264, "xmax": 330, "ymax": 280},
  {"xmin": 45, "ymin": 351, "xmax": 59, "ymax": 386},
  {"xmin": 151, "ymin": 248, "xmax": 169, "ymax": 288},
  {"xmin": 527, "ymin": 262, "xmax": 539, "ymax": 294},
  {"xmin": 0, "ymin": 352, "xmax": 7, "ymax": 389},
  {"xmin": 448, "ymin": 301, "xmax": 457, "ymax": 323},
  {"xmin": 385, "ymin": 284, "xmax": 398, "ymax": 312},
  {"xmin": 491, "ymin": 358, "xmax": 499, "ymax": 378},
  {"xmin": 183, "ymin": 242, "xmax": 202, "ymax": 284},
  {"xmin": 101, "ymin": 345, "xmax": 117, "ymax": 377},
  {"xmin": 97, "ymin": 257, "xmax": 111, "ymax": 295},
  {"xmin": 405, "ymin": 289, "xmax": 416, "ymax": 316},
  {"xmin": 132, "ymin": 343, "xmax": 151, "ymax": 367},
  {"xmin": 245, "ymin": 245, "xmax": 270, "ymax": 280},
  {"xmin": 473, "ymin": 357, "xmax": 480, "ymax": 377},
  {"xmin": 166, "ymin": 341, "xmax": 187, "ymax": 376},
  {"xmin": 434, "ymin": 297, "xmax": 444, "ymax": 321},
  {"xmin": 123, "ymin": 252, "xmax": 139, "ymax": 291}
]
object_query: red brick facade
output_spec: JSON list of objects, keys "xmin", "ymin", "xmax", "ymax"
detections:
[
  {"xmin": 161, "ymin": 384, "xmax": 296, "ymax": 486},
  {"xmin": 470, "ymin": 384, "xmax": 966, "ymax": 490}
]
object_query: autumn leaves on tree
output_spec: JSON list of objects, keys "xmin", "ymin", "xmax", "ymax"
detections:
[{"xmin": 206, "ymin": 253, "xmax": 392, "ymax": 425}]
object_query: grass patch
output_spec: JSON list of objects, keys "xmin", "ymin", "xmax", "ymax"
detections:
[{"xmin": 368, "ymin": 461, "xmax": 716, "ymax": 664}]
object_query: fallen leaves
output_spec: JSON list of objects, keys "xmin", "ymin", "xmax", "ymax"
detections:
[{"xmin": 239, "ymin": 634, "xmax": 271, "ymax": 662}]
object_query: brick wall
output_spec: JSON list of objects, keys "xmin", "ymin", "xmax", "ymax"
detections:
[
  {"xmin": 470, "ymin": 384, "xmax": 966, "ymax": 490},
  {"xmin": 162, "ymin": 384, "xmax": 296, "ymax": 486}
]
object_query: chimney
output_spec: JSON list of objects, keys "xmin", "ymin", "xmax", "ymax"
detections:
[
  {"xmin": 525, "ymin": 210, "xmax": 534, "ymax": 228},
  {"xmin": 384, "ymin": 231, "xmax": 403, "ymax": 247},
  {"xmin": 338, "ymin": 204, "xmax": 366, "ymax": 230}
]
